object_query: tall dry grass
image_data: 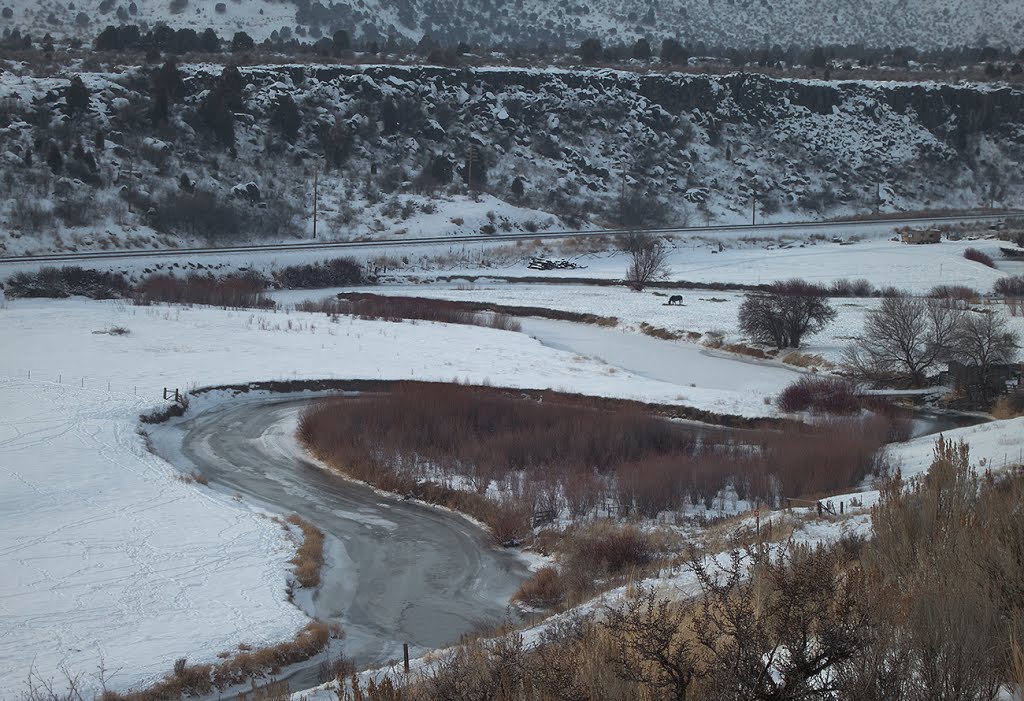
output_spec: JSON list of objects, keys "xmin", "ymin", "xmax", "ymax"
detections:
[
  {"xmin": 286, "ymin": 514, "xmax": 325, "ymax": 588},
  {"xmin": 98, "ymin": 622, "xmax": 332, "ymax": 701}
]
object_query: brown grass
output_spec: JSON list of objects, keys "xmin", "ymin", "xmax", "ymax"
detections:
[
  {"xmin": 512, "ymin": 566, "xmax": 566, "ymax": 608},
  {"xmin": 638, "ymin": 322, "xmax": 683, "ymax": 341},
  {"xmin": 782, "ymin": 351, "xmax": 834, "ymax": 370},
  {"xmin": 176, "ymin": 470, "xmax": 209, "ymax": 486},
  {"xmin": 99, "ymin": 622, "xmax": 331, "ymax": 701},
  {"xmin": 286, "ymin": 514, "xmax": 325, "ymax": 589},
  {"xmin": 992, "ymin": 393, "xmax": 1024, "ymax": 419},
  {"xmin": 721, "ymin": 342, "xmax": 773, "ymax": 359}
]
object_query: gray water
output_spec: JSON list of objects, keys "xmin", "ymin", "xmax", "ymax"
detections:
[{"xmin": 150, "ymin": 395, "xmax": 528, "ymax": 695}]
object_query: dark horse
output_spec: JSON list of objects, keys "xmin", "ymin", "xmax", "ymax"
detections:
[{"xmin": 668, "ymin": 295, "xmax": 683, "ymax": 305}]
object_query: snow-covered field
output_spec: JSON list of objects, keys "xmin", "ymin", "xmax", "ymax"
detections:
[
  {"xmin": 414, "ymin": 235, "xmax": 1019, "ymax": 292},
  {"xmin": 2, "ymin": 224, "xmax": 1023, "ymax": 698},
  {"xmin": 1, "ymin": 296, "xmax": 792, "ymax": 696},
  {"xmin": 281, "ymin": 236, "xmax": 1024, "ymax": 366}
]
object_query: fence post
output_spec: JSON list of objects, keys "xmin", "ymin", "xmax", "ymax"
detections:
[{"xmin": 403, "ymin": 643, "xmax": 410, "ymax": 674}]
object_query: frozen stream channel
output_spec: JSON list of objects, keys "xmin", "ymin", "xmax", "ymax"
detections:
[{"xmin": 149, "ymin": 395, "xmax": 528, "ymax": 694}]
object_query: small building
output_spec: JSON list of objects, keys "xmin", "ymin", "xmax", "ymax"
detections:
[
  {"xmin": 901, "ymin": 228, "xmax": 941, "ymax": 244},
  {"xmin": 948, "ymin": 361, "xmax": 1023, "ymax": 399}
]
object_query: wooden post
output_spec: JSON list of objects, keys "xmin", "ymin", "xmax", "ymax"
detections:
[{"xmin": 403, "ymin": 643, "xmax": 410, "ymax": 674}]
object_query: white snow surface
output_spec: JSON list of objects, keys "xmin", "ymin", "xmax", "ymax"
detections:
[
  {"xmin": 0, "ymin": 379, "xmax": 308, "ymax": 697},
  {"xmin": 0, "ymin": 295, "xmax": 791, "ymax": 696}
]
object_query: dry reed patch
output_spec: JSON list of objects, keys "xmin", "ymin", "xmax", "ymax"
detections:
[
  {"xmin": 175, "ymin": 470, "xmax": 209, "ymax": 486},
  {"xmin": 992, "ymin": 393, "xmax": 1024, "ymax": 419},
  {"xmin": 782, "ymin": 351, "xmax": 834, "ymax": 370},
  {"xmin": 286, "ymin": 514, "xmax": 325, "ymax": 589},
  {"xmin": 513, "ymin": 566, "xmax": 567, "ymax": 608},
  {"xmin": 721, "ymin": 342, "xmax": 774, "ymax": 360},
  {"xmin": 638, "ymin": 322, "xmax": 683, "ymax": 340},
  {"xmin": 99, "ymin": 622, "xmax": 332, "ymax": 701}
]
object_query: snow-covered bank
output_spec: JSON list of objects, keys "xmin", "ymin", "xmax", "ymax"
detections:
[{"xmin": 0, "ymin": 379, "xmax": 308, "ymax": 697}]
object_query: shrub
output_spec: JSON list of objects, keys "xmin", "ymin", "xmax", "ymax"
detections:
[
  {"xmin": 777, "ymin": 376, "xmax": 859, "ymax": 414},
  {"xmin": 135, "ymin": 271, "xmax": 272, "ymax": 308},
  {"xmin": 928, "ymin": 284, "xmax": 979, "ymax": 305},
  {"xmin": 829, "ymin": 278, "xmax": 876, "ymax": 297},
  {"xmin": 512, "ymin": 566, "xmax": 566, "ymax": 608},
  {"xmin": 562, "ymin": 522, "xmax": 656, "ymax": 576},
  {"xmin": 5, "ymin": 266, "xmax": 130, "ymax": 299},
  {"xmin": 758, "ymin": 416, "xmax": 892, "ymax": 497},
  {"xmin": 274, "ymin": 257, "xmax": 366, "ymax": 289},
  {"xmin": 994, "ymin": 275, "xmax": 1024, "ymax": 298},
  {"xmin": 964, "ymin": 247, "xmax": 995, "ymax": 268}
]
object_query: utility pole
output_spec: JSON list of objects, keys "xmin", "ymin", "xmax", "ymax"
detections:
[
  {"xmin": 312, "ymin": 164, "xmax": 319, "ymax": 239},
  {"xmin": 466, "ymin": 145, "xmax": 476, "ymax": 194},
  {"xmin": 751, "ymin": 185, "xmax": 757, "ymax": 226},
  {"xmin": 620, "ymin": 165, "xmax": 627, "ymax": 227},
  {"xmin": 126, "ymin": 157, "xmax": 135, "ymax": 214}
]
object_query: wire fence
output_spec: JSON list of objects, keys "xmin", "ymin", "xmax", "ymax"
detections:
[{"xmin": 2, "ymin": 368, "xmax": 180, "ymax": 403}]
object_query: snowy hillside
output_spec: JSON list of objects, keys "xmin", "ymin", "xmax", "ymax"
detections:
[
  {"xmin": 2, "ymin": 0, "xmax": 1023, "ymax": 50},
  {"xmin": 1, "ymin": 62, "xmax": 1023, "ymax": 256}
]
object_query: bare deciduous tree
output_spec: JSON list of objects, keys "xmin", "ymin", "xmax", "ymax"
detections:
[
  {"xmin": 738, "ymin": 279, "xmax": 837, "ymax": 349},
  {"xmin": 844, "ymin": 294, "xmax": 962, "ymax": 387},
  {"xmin": 620, "ymin": 234, "xmax": 671, "ymax": 291}
]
